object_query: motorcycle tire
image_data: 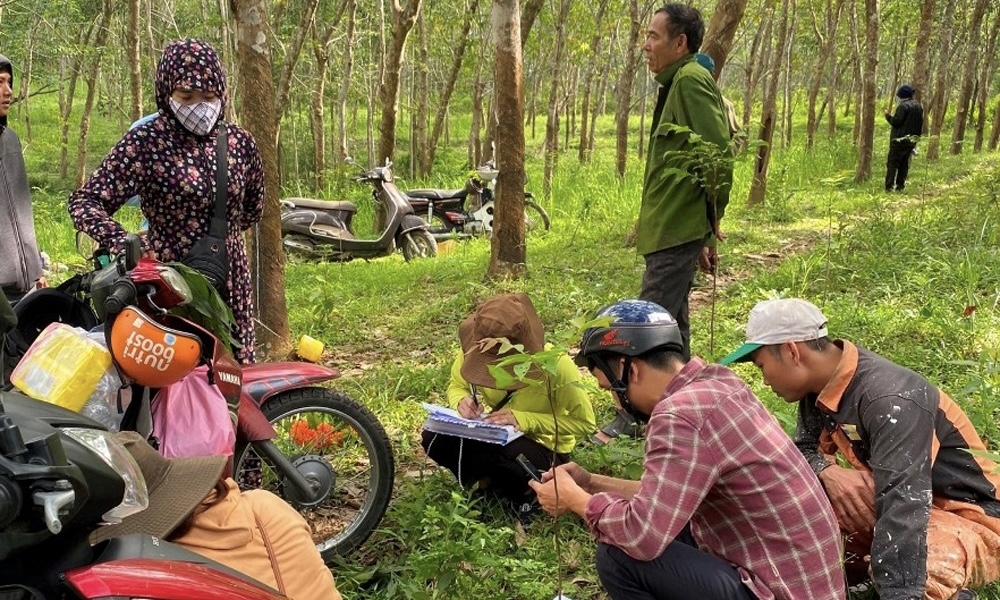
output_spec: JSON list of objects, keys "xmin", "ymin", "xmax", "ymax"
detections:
[
  {"xmin": 524, "ymin": 200, "xmax": 551, "ymax": 233},
  {"xmin": 400, "ymin": 230, "xmax": 438, "ymax": 261},
  {"xmin": 232, "ymin": 387, "xmax": 395, "ymax": 562}
]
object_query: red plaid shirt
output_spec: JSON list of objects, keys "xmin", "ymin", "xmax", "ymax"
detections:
[{"xmin": 585, "ymin": 359, "xmax": 846, "ymax": 600}]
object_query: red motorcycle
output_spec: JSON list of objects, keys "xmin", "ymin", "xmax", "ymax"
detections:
[
  {"xmin": 6, "ymin": 235, "xmax": 394, "ymax": 561},
  {"xmin": 0, "ymin": 391, "xmax": 290, "ymax": 599}
]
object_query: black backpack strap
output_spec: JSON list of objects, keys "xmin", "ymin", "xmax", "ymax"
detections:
[{"xmin": 208, "ymin": 127, "xmax": 228, "ymax": 239}]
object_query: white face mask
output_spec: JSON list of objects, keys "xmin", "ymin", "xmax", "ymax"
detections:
[{"xmin": 169, "ymin": 97, "xmax": 222, "ymax": 136}]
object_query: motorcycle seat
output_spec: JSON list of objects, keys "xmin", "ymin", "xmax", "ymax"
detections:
[
  {"xmin": 405, "ymin": 189, "xmax": 467, "ymax": 200},
  {"xmin": 283, "ymin": 197, "xmax": 357, "ymax": 212}
]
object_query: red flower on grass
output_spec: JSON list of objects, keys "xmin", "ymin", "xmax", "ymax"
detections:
[{"xmin": 290, "ymin": 419, "xmax": 345, "ymax": 451}]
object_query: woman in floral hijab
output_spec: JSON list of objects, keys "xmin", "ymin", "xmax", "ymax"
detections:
[{"xmin": 69, "ymin": 39, "xmax": 264, "ymax": 363}]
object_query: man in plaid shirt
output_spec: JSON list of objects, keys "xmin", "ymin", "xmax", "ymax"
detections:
[{"xmin": 530, "ymin": 300, "xmax": 845, "ymax": 600}]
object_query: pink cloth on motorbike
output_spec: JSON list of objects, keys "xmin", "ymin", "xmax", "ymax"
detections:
[{"xmin": 152, "ymin": 365, "xmax": 235, "ymax": 458}]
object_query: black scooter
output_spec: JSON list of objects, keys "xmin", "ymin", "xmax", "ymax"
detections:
[
  {"xmin": 404, "ymin": 162, "xmax": 550, "ymax": 241},
  {"xmin": 281, "ymin": 161, "xmax": 437, "ymax": 262}
]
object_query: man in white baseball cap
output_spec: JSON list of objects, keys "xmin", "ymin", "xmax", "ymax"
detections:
[{"xmin": 722, "ymin": 297, "xmax": 1000, "ymax": 600}]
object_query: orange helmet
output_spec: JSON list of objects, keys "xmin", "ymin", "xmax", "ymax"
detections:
[{"xmin": 109, "ymin": 306, "xmax": 202, "ymax": 387}]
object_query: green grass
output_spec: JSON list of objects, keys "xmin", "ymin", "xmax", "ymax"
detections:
[{"xmin": 24, "ymin": 95, "xmax": 1000, "ymax": 598}]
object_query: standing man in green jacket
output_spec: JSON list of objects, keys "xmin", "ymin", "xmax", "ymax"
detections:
[{"xmin": 600, "ymin": 4, "xmax": 733, "ymax": 440}]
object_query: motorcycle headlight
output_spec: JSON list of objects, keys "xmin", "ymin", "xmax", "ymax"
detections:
[
  {"xmin": 62, "ymin": 428, "xmax": 149, "ymax": 523},
  {"xmin": 157, "ymin": 266, "xmax": 193, "ymax": 305}
]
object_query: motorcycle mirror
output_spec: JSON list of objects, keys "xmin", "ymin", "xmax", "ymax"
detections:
[{"xmin": 123, "ymin": 234, "xmax": 142, "ymax": 270}]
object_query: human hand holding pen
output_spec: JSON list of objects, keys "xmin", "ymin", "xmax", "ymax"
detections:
[{"xmin": 457, "ymin": 396, "xmax": 483, "ymax": 419}]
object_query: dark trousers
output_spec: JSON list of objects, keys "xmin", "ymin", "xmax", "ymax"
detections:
[
  {"xmin": 885, "ymin": 141, "xmax": 915, "ymax": 191},
  {"xmin": 420, "ymin": 430, "xmax": 566, "ymax": 502},
  {"xmin": 639, "ymin": 238, "xmax": 706, "ymax": 359},
  {"xmin": 596, "ymin": 526, "xmax": 755, "ymax": 600}
]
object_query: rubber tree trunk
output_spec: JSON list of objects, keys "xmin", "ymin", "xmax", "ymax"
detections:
[
  {"xmin": 232, "ymin": 0, "xmax": 290, "ymax": 357},
  {"xmin": 805, "ymin": 0, "xmax": 845, "ymax": 149},
  {"xmin": 614, "ymin": 0, "xmax": 644, "ymax": 179},
  {"xmin": 377, "ymin": 0, "xmax": 422, "ymax": 167},
  {"xmin": 910, "ymin": 0, "xmax": 936, "ymax": 129},
  {"xmin": 926, "ymin": 1, "xmax": 955, "ymax": 160},
  {"xmin": 425, "ymin": 0, "xmax": 480, "ymax": 173},
  {"xmin": 701, "ymin": 0, "xmax": 750, "ymax": 80},
  {"xmin": 74, "ymin": 0, "xmax": 113, "ymax": 187},
  {"xmin": 853, "ymin": 0, "xmax": 879, "ymax": 182},
  {"xmin": 488, "ymin": 0, "xmax": 527, "ymax": 280},
  {"xmin": 127, "ymin": 0, "xmax": 143, "ymax": 121},
  {"xmin": 747, "ymin": 0, "xmax": 786, "ymax": 206},
  {"xmin": 950, "ymin": 0, "xmax": 990, "ymax": 155}
]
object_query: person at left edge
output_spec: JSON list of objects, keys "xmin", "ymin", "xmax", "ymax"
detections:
[
  {"xmin": 0, "ymin": 54, "xmax": 45, "ymax": 303},
  {"xmin": 68, "ymin": 39, "xmax": 264, "ymax": 363}
]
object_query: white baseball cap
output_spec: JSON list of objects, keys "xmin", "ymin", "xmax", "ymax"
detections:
[{"xmin": 720, "ymin": 298, "xmax": 829, "ymax": 365}]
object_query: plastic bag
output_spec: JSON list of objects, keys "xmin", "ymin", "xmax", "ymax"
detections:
[
  {"xmin": 151, "ymin": 365, "xmax": 235, "ymax": 458},
  {"xmin": 11, "ymin": 322, "xmax": 112, "ymax": 412},
  {"xmin": 80, "ymin": 329, "xmax": 124, "ymax": 431}
]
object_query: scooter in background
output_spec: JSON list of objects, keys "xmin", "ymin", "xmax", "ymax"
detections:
[
  {"xmin": 281, "ymin": 161, "xmax": 437, "ymax": 261},
  {"xmin": 404, "ymin": 162, "xmax": 551, "ymax": 241}
]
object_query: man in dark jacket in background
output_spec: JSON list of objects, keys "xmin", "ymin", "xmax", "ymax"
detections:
[
  {"xmin": 0, "ymin": 54, "xmax": 44, "ymax": 301},
  {"xmin": 884, "ymin": 84, "xmax": 924, "ymax": 192}
]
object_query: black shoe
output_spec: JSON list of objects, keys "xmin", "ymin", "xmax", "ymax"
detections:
[
  {"xmin": 590, "ymin": 409, "xmax": 643, "ymax": 445},
  {"xmin": 951, "ymin": 590, "xmax": 978, "ymax": 600}
]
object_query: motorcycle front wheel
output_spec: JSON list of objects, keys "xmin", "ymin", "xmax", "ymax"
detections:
[
  {"xmin": 400, "ymin": 229, "xmax": 438, "ymax": 261},
  {"xmin": 233, "ymin": 388, "xmax": 395, "ymax": 561}
]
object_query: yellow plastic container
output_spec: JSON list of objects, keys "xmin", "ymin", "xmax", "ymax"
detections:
[
  {"xmin": 437, "ymin": 239, "xmax": 457, "ymax": 256},
  {"xmin": 296, "ymin": 335, "xmax": 324, "ymax": 363},
  {"xmin": 11, "ymin": 323, "xmax": 112, "ymax": 412}
]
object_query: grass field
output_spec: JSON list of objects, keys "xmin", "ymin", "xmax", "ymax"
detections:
[{"xmin": 25, "ymin": 99, "xmax": 1000, "ymax": 598}]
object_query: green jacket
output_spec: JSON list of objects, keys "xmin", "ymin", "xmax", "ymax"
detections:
[
  {"xmin": 636, "ymin": 54, "xmax": 732, "ymax": 256},
  {"xmin": 446, "ymin": 349, "xmax": 596, "ymax": 454}
]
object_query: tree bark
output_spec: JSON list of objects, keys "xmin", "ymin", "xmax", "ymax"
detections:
[
  {"xmin": 747, "ymin": 0, "xmax": 786, "ymax": 206},
  {"xmin": 75, "ymin": 0, "xmax": 113, "ymax": 187},
  {"xmin": 973, "ymin": 8, "xmax": 1000, "ymax": 152},
  {"xmin": 911, "ymin": 0, "xmax": 935, "ymax": 121},
  {"xmin": 310, "ymin": 1, "xmax": 348, "ymax": 188},
  {"xmin": 742, "ymin": 11, "xmax": 770, "ymax": 130},
  {"xmin": 337, "ymin": 0, "xmax": 357, "ymax": 162},
  {"xmin": 702, "ymin": 0, "xmax": 750, "ymax": 79},
  {"xmin": 806, "ymin": 0, "xmax": 845, "ymax": 149},
  {"xmin": 579, "ymin": 0, "xmax": 610, "ymax": 163},
  {"xmin": 413, "ymin": 11, "xmax": 430, "ymax": 176},
  {"xmin": 853, "ymin": 0, "xmax": 878, "ymax": 182},
  {"xmin": 950, "ymin": 0, "xmax": 989, "ymax": 155},
  {"xmin": 614, "ymin": 0, "xmax": 645, "ymax": 179},
  {"xmin": 542, "ymin": 0, "xmax": 573, "ymax": 201},
  {"xmin": 520, "ymin": 0, "xmax": 545, "ymax": 48},
  {"xmin": 127, "ymin": 0, "xmax": 143, "ymax": 121},
  {"xmin": 377, "ymin": 0, "xmax": 422, "ymax": 166},
  {"xmin": 426, "ymin": 0, "xmax": 481, "ymax": 173},
  {"xmin": 926, "ymin": 0, "xmax": 955, "ymax": 160},
  {"xmin": 489, "ymin": 0, "xmax": 527, "ymax": 280},
  {"xmin": 231, "ymin": 0, "xmax": 290, "ymax": 356},
  {"xmin": 275, "ymin": 0, "xmax": 321, "ymax": 119}
]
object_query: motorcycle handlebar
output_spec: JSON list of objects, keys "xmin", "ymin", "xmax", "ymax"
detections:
[{"xmin": 104, "ymin": 279, "xmax": 137, "ymax": 316}]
